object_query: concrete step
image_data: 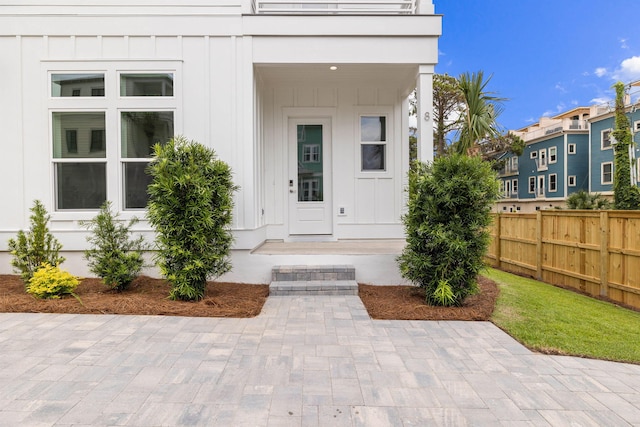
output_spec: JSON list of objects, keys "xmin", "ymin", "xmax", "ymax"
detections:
[
  {"xmin": 271, "ymin": 265, "xmax": 355, "ymax": 282},
  {"xmin": 269, "ymin": 280, "xmax": 358, "ymax": 296}
]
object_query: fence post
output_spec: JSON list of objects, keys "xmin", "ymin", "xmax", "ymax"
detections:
[
  {"xmin": 536, "ymin": 210, "xmax": 543, "ymax": 280},
  {"xmin": 600, "ymin": 211, "xmax": 609, "ymax": 297}
]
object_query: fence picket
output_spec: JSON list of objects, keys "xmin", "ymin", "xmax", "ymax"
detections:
[{"xmin": 487, "ymin": 210, "xmax": 640, "ymax": 310}]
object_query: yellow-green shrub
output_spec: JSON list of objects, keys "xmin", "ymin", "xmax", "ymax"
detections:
[{"xmin": 27, "ymin": 263, "xmax": 79, "ymax": 299}]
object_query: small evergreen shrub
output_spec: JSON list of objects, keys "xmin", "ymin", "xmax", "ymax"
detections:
[
  {"xmin": 8, "ymin": 200, "xmax": 65, "ymax": 285},
  {"xmin": 147, "ymin": 136, "xmax": 238, "ymax": 301},
  {"xmin": 397, "ymin": 154, "xmax": 500, "ymax": 306},
  {"xmin": 27, "ymin": 263, "xmax": 79, "ymax": 299},
  {"xmin": 81, "ymin": 201, "xmax": 147, "ymax": 291},
  {"xmin": 566, "ymin": 190, "xmax": 611, "ymax": 210}
]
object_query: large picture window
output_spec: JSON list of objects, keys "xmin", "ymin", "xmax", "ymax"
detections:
[{"xmin": 50, "ymin": 68, "xmax": 177, "ymax": 212}]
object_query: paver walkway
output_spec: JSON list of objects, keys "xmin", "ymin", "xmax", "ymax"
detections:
[{"xmin": 1, "ymin": 296, "xmax": 639, "ymax": 426}]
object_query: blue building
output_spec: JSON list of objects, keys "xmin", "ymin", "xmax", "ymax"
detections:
[
  {"xmin": 497, "ymin": 107, "xmax": 591, "ymax": 212},
  {"xmin": 589, "ymin": 96, "xmax": 640, "ymax": 195},
  {"xmin": 497, "ymin": 81, "xmax": 640, "ymax": 212}
]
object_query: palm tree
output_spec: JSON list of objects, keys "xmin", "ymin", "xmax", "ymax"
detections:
[{"xmin": 454, "ymin": 71, "xmax": 505, "ymax": 155}]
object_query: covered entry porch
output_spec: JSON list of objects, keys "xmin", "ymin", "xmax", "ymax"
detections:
[{"xmin": 222, "ymin": 239, "xmax": 407, "ymax": 284}]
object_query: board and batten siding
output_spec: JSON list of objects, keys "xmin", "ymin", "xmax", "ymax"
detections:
[
  {"xmin": 0, "ymin": 33, "xmax": 259, "ymax": 249},
  {"xmin": 261, "ymin": 85, "xmax": 408, "ymax": 240}
]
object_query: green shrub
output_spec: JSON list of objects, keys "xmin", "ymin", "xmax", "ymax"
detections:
[
  {"xmin": 566, "ymin": 190, "xmax": 611, "ymax": 210},
  {"xmin": 81, "ymin": 201, "xmax": 147, "ymax": 291},
  {"xmin": 27, "ymin": 263, "xmax": 79, "ymax": 299},
  {"xmin": 147, "ymin": 136, "xmax": 238, "ymax": 301},
  {"xmin": 8, "ymin": 200, "xmax": 65, "ymax": 285},
  {"xmin": 397, "ymin": 154, "xmax": 500, "ymax": 306}
]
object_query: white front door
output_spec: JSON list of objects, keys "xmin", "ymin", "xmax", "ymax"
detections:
[{"xmin": 288, "ymin": 118, "xmax": 332, "ymax": 235}]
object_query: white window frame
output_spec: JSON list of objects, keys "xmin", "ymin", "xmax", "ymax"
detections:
[
  {"xmin": 505, "ymin": 180, "xmax": 511, "ymax": 197},
  {"xmin": 530, "ymin": 151, "xmax": 538, "ymax": 159},
  {"xmin": 302, "ymin": 144, "xmax": 320, "ymax": 163},
  {"xmin": 300, "ymin": 178, "xmax": 320, "ymax": 201},
  {"xmin": 528, "ymin": 176, "xmax": 536, "ymax": 194},
  {"xmin": 601, "ymin": 129, "xmax": 613, "ymax": 150},
  {"xmin": 568, "ymin": 143, "xmax": 576, "ymax": 154},
  {"xmin": 634, "ymin": 120, "xmax": 640, "ymax": 133},
  {"xmin": 357, "ymin": 111, "xmax": 391, "ymax": 176},
  {"xmin": 47, "ymin": 61, "xmax": 181, "ymax": 218},
  {"xmin": 549, "ymin": 146, "xmax": 557, "ymax": 164},
  {"xmin": 512, "ymin": 179, "xmax": 518, "ymax": 196},
  {"xmin": 537, "ymin": 175, "xmax": 545, "ymax": 197},
  {"xmin": 601, "ymin": 162, "xmax": 613, "ymax": 185},
  {"xmin": 549, "ymin": 173, "xmax": 557, "ymax": 192},
  {"xmin": 568, "ymin": 175, "xmax": 576, "ymax": 187},
  {"xmin": 537, "ymin": 148, "xmax": 548, "ymax": 171}
]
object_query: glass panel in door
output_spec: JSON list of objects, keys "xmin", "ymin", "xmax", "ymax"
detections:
[{"xmin": 297, "ymin": 124, "xmax": 323, "ymax": 202}]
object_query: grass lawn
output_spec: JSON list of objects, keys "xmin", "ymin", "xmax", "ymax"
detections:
[{"xmin": 485, "ymin": 267, "xmax": 640, "ymax": 365}]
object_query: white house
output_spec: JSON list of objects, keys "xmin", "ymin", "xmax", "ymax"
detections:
[{"xmin": 0, "ymin": 0, "xmax": 441, "ymax": 284}]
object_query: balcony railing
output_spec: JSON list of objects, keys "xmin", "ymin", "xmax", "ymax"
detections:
[
  {"xmin": 516, "ymin": 119, "xmax": 588, "ymax": 142},
  {"xmin": 253, "ymin": 0, "xmax": 417, "ymax": 14}
]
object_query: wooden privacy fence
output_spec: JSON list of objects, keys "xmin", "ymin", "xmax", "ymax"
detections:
[{"xmin": 486, "ymin": 210, "xmax": 640, "ymax": 310}]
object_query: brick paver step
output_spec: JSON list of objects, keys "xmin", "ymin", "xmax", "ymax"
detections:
[
  {"xmin": 271, "ymin": 264, "xmax": 355, "ymax": 282},
  {"xmin": 269, "ymin": 279, "xmax": 358, "ymax": 296}
]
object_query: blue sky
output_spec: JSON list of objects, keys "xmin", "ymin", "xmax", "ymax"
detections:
[{"xmin": 435, "ymin": 0, "xmax": 640, "ymax": 131}]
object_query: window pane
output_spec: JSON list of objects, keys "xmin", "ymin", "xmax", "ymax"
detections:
[
  {"xmin": 120, "ymin": 73, "xmax": 174, "ymax": 96},
  {"xmin": 121, "ymin": 111, "xmax": 174, "ymax": 158},
  {"xmin": 53, "ymin": 112, "xmax": 106, "ymax": 158},
  {"xmin": 297, "ymin": 125, "xmax": 323, "ymax": 202},
  {"xmin": 602, "ymin": 130, "xmax": 611, "ymax": 148},
  {"xmin": 66, "ymin": 130, "xmax": 78, "ymax": 153},
  {"xmin": 51, "ymin": 74, "xmax": 104, "ymax": 97},
  {"xmin": 361, "ymin": 116, "xmax": 386, "ymax": 142},
  {"xmin": 55, "ymin": 163, "xmax": 106, "ymax": 210},
  {"xmin": 123, "ymin": 162, "xmax": 152, "ymax": 209},
  {"xmin": 362, "ymin": 144, "xmax": 385, "ymax": 171},
  {"xmin": 90, "ymin": 129, "xmax": 105, "ymax": 153}
]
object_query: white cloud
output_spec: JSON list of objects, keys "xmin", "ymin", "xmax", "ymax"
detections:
[
  {"xmin": 612, "ymin": 56, "xmax": 640, "ymax": 82},
  {"xmin": 554, "ymin": 83, "xmax": 567, "ymax": 93},
  {"xmin": 620, "ymin": 37, "xmax": 629, "ymax": 49},
  {"xmin": 594, "ymin": 67, "xmax": 608, "ymax": 78},
  {"xmin": 571, "ymin": 100, "xmax": 579, "ymax": 106},
  {"xmin": 590, "ymin": 96, "xmax": 611, "ymax": 105},
  {"xmin": 542, "ymin": 103, "xmax": 566, "ymax": 117}
]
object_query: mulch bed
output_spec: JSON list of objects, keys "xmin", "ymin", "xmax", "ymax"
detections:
[
  {"xmin": 0, "ymin": 274, "xmax": 499, "ymax": 320},
  {"xmin": 359, "ymin": 276, "xmax": 499, "ymax": 320},
  {"xmin": 0, "ymin": 275, "xmax": 269, "ymax": 318}
]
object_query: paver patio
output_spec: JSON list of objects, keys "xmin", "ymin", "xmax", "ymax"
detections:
[{"xmin": 1, "ymin": 295, "xmax": 639, "ymax": 426}]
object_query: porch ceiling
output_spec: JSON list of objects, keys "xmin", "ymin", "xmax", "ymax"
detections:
[{"xmin": 255, "ymin": 63, "xmax": 418, "ymax": 94}]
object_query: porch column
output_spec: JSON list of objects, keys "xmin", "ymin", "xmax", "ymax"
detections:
[{"xmin": 416, "ymin": 64, "xmax": 434, "ymax": 163}]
